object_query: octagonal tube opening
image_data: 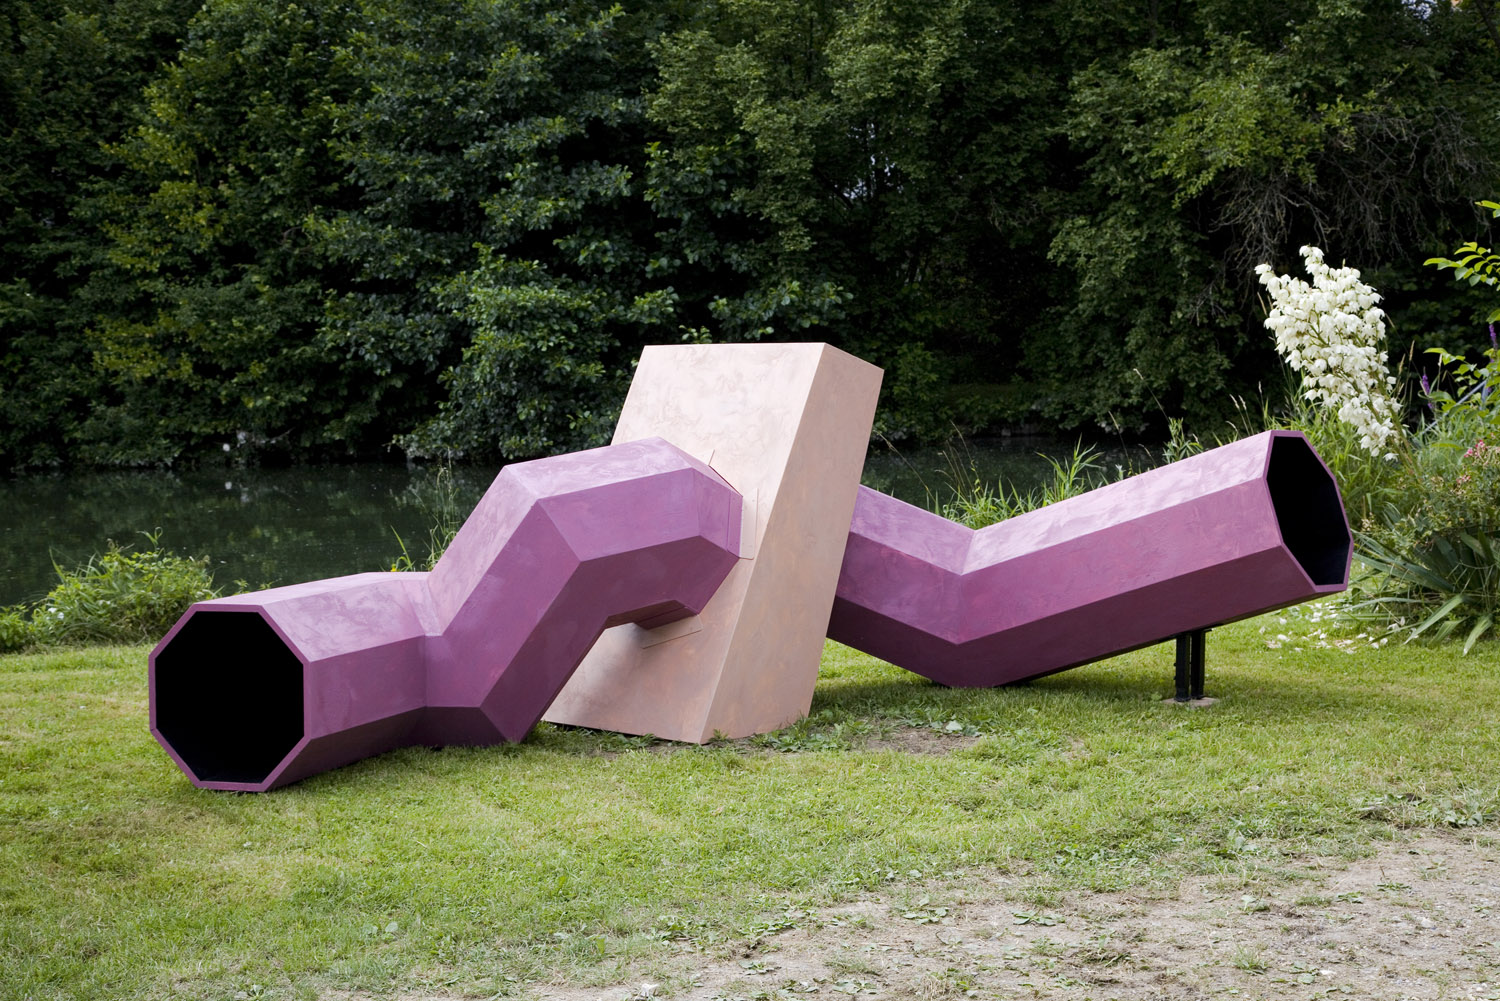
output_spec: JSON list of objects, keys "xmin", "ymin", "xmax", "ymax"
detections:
[
  {"xmin": 1266, "ymin": 434, "xmax": 1351, "ymax": 587},
  {"xmin": 153, "ymin": 610, "xmax": 303, "ymax": 785}
]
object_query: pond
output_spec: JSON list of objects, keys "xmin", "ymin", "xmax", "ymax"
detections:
[{"xmin": 0, "ymin": 436, "xmax": 1157, "ymax": 608}]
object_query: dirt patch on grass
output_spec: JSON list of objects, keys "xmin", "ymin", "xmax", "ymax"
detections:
[
  {"xmin": 527, "ymin": 832, "xmax": 1500, "ymax": 1001},
  {"xmin": 861, "ymin": 727, "xmax": 981, "ymax": 756}
]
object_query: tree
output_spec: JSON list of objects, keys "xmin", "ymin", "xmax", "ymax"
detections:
[
  {"xmin": 96, "ymin": 0, "xmax": 700, "ymax": 462},
  {"xmin": 21, "ymin": 0, "xmax": 1500, "ymax": 466},
  {"xmin": 92, "ymin": 0, "xmax": 380, "ymax": 464},
  {"xmin": 1049, "ymin": 0, "xmax": 1500, "ymax": 428},
  {"xmin": 647, "ymin": 0, "xmax": 1500, "ymax": 435},
  {"xmin": 330, "ymin": 0, "xmax": 678, "ymax": 457},
  {"xmin": 646, "ymin": 0, "xmax": 1083, "ymax": 434},
  {"xmin": 0, "ymin": 0, "xmax": 199, "ymax": 469}
]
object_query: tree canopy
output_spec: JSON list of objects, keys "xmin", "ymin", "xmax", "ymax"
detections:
[{"xmin": 2, "ymin": 0, "xmax": 1497, "ymax": 468}]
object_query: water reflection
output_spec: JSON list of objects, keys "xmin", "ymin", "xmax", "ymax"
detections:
[
  {"xmin": 0, "ymin": 464, "xmax": 489, "ymax": 606},
  {"xmin": 0, "ymin": 437, "xmax": 1156, "ymax": 606}
]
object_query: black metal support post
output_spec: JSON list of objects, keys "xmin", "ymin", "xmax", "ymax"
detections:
[
  {"xmin": 1173, "ymin": 628, "xmax": 1208, "ymax": 702},
  {"xmin": 1190, "ymin": 628, "xmax": 1206, "ymax": 700},
  {"xmin": 1174, "ymin": 634, "xmax": 1191, "ymax": 702}
]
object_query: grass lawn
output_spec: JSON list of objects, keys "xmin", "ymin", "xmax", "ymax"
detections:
[{"xmin": 1, "ymin": 606, "xmax": 1496, "ymax": 1000}]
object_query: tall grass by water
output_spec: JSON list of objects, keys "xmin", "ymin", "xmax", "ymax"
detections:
[{"xmin": 0, "ymin": 533, "xmax": 216, "ymax": 653}]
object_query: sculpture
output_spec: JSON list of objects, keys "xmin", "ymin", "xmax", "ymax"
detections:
[
  {"xmin": 150, "ymin": 438, "xmax": 741, "ymax": 791},
  {"xmin": 149, "ymin": 345, "xmax": 1352, "ymax": 791},
  {"xmin": 543, "ymin": 343, "xmax": 884, "ymax": 742}
]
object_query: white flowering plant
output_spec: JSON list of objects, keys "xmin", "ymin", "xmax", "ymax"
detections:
[
  {"xmin": 1248, "ymin": 239, "xmax": 1500, "ymax": 654},
  {"xmin": 1254, "ymin": 246, "xmax": 1401, "ymax": 457}
]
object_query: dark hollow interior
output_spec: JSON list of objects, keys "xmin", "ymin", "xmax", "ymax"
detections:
[
  {"xmin": 154, "ymin": 610, "xmax": 303, "ymax": 785},
  {"xmin": 1265, "ymin": 435, "xmax": 1351, "ymax": 587}
]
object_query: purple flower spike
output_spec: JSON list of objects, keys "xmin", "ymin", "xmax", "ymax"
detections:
[
  {"xmin": 1421, "ymin": 372, "xmax": 1432, "ymax": 396},
  {"xmin": 1491, "ymin": 322, "xmax": 1497, "ymax": 348}
]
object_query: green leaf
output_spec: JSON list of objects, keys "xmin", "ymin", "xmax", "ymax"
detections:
[
  {"xmin": 1462, "ymin": 614, "xmax": 1493, "ymax": 656},
  {"xmin": 1409, "ymin": 594, "xmax": 1467, "ymax": 640}
]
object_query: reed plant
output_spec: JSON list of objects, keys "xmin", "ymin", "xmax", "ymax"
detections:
[
  {"xmin": 0, "ymin": 532, "xmax": 218, "ymax": 651},
  {"xmin": 937, "ymin": 419, "xmax": 1202, "ymax": 530},
  {"xmin": 387, "ymin": 462, "xmax": 463, "ymax": 571},
  {"xmin": 939, "ymin": 440, "xmax": 1110, "ymax": 529}
]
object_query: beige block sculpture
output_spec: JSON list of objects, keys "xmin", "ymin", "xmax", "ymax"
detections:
[{"xmin": 542, "ymin": 342, "xmax": 882, "ymax": 742}]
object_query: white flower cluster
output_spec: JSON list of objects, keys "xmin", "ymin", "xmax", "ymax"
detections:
[{"xmin": 1255, "ymin": 246, "xmax": 1400, "ymax": 457}]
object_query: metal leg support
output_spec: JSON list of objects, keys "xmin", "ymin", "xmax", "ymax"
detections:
[
  {"xmin": 1190, "ymin": 628, "xmax": 1206, "ymax": 700},
  {"xmin": 1174, "ymin": 634, "xmax": 1191, "ymax": 702},
  {"xmin": 1173, "ymin": 628, "xmax": 1209, "ymax": 702}
]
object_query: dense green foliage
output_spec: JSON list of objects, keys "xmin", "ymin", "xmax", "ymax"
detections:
[
  {"xmin": 0, "ymin": 533, "xmax": 218, "ymax": 651},
  {"xmin": 1427, "ymin": 199, "xmax": 1500, "ymax": 323},
  {"xmin": 1055, "ymin": 0, "xmax": 1500, "ymax": 429},
  {"xmin": 1250, "ymin": 237, "xmax": 1500, "ymax": 653},
  {"xmin": 91, "ymin": 0, "xmax": 369, "ymax": 463},
  {"xmin": 1350, "ymin": 336, "xmax": 1500, "ymax": 653},
  {"xmin": 3, "ymin": 0, "xmax": 1498, "ymax": 468},
  {"xmin": 0, "ymin": 0, "xmax": 202, "ymax": 467}
]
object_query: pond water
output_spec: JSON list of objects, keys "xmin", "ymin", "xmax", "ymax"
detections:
[{"xmin": 0, "ymin": 436, "xmax": 1157, "ymax": 607}]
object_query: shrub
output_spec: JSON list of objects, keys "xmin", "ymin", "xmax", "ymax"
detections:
[
  {"xmin": 1255, "ymin": 247, "xmax": 1499, "ymax": 652},
  {"xmin": 1345, "ymin": 331, "xmax": 1500, "ymax": 653},
  {"xmin": 0, "ymin": 605, "xmax": 33, "ymax": 654},
  {"xmin": 27, "ymin": 533, "xmax": 219, "ymax": 646},
  {"xmin": 1353, "ymin": 521, "xmax": 1497, "ymax": 654},
  {"xmin": 1425, "ymin": 199, "xmax": 1500, "ymax": 325},
  {"xmin": 1412, "ymin": 436, "xmax": 1500, "ymax": 537}
]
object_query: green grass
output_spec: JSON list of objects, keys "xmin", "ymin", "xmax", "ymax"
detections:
[{"xmin": 1, "ymin": 613, "xmax": 1496, "ymax": 1000}]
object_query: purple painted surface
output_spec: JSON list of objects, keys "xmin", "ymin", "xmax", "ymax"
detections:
[
  {"xmin": 149, "ymin": 437, "xmax": 742, "ymax": 791},
  {"xmin": 827, "ymin": 431, "xmax": 1351, "ymax": 686}
]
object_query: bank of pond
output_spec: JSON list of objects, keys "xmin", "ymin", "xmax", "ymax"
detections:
[{"xmin": 0, "ymin": 437, "xmax": 1149, "ymax": 608}]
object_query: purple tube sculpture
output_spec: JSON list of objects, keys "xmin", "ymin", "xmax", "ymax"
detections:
[
  {"xmin": 149, "ymin": 437, "xmax": 741, "ymax": 791},
  {"xmin": 827, "ymin": 430, "xmax": 1351, "ymax": 687}
]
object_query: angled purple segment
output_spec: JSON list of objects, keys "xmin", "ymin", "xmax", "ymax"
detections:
[
  {"xmin": 828, "ymin": 431, "xmax": 1351, "ymax": 687},
  {"xmin": 830, "ymin": 488, "xmax": 970, "ymax": 645},
  {"xmin": 425, "ymin": 438, "xmax": 742, "ymax": 742},
  {"xmin": 148, "ymin": 437, "xmax": 741, "ymax": 791},
  {"xmin": 150, "ymin": 573, "xmax": 432, "ymax": 793}
]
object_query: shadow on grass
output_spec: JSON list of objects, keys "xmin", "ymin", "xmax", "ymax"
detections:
[
  {"xmin": 810, "ymin": 663, "xmax": 1171, "ymax": 712},
  {"xmin": 804, "ymin": 652, "xmax": 1443, "ymax": 734}
]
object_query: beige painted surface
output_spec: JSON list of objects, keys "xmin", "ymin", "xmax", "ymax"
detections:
[{"xmin": 541, "ymin": 343, "xmax": 883, "ymax": 742}]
